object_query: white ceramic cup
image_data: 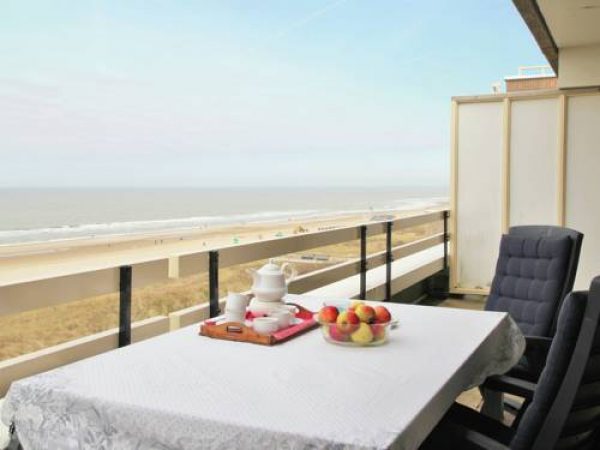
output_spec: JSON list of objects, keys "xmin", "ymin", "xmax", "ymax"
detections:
[
  {"xmin": 280, "ymin": 304, "xmax": 299, "ymax": 314},
  {"xmin": 268, "ymin": 309, "xmax": 293, "ymax": 329},
  {"xmin": 225, "ymin": 309, "xmax": 245, "ymax": 323},
  {"xmin": 226, "ymin": 292, "xmax": 249, "ymax": 312},
  {"xmin": 252, "ymin": 317, "xmax": 279, "ymax": 335}
]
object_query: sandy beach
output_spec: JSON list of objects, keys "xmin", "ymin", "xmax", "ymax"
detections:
[{"xmin": 0, "ymin": 208, "xmax": 433, "ymax": 284}]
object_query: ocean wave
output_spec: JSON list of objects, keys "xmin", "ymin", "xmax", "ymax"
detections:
[
  {"xmin": 0, "ymin": 197, "xmax": 447, "ymax": 246},
  {"xmin": 0, "ymin": 210, "xmax": 320, "ymax": 245}
]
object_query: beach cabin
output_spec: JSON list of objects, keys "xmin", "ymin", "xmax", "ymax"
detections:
[{"xmin": 2, "ymin": 1, "xmax": 600, "ymax": 448}]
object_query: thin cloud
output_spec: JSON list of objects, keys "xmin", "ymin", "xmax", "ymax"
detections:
[{"xmin": 272, "ymin": 0, "xmax": 350, "ymax": 40}]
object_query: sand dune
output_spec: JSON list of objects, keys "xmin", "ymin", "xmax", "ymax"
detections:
[{"xmin": 0, "ymin": 209, "xmax": 443, "ymax": 360}]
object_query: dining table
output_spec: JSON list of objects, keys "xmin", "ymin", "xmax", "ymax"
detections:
[{"xmin": 2, "ymin": 295, "xmax": 524, "ymax": 450}]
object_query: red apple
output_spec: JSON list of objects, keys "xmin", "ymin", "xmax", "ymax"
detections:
[
  {"xmin": 318, "ymin": 306, "xmax": 339, "ymax": 324},
  {"xmin": 336, "ymin": 310, "xmax": 360, "ymax": 333},
  {"xmin": 371, "ymin": 323, "xmax": 387, "ymax": 342},
  {"xmin": 374, "ymin": 306, "xmax": 392, "ymax": 323},
  {"xmin": 355, "ymin": 304, "xmax": 376, "ymax": 323},
  {"xmin": 328, "ymin": 324, "xmax": 350, "ymax": 342}
]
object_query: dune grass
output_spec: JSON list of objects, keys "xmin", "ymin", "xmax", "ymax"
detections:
[{"xmin": 0, "ymin": 223, "xmax": 438, "ymax": 360}]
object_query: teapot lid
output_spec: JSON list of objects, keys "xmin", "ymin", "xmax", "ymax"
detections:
[{"xmin": 257, "ymin": 259, "xmax": 284, "ymax": 275}]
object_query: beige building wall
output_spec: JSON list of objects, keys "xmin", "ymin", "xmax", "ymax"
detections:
[
  {"xmin": 559, "ymin": 45, "xmax": 600, "ymax": 89},
  {"xmin": 506, "ymin": 77, "xmax": 557, "ymax": 92},
  {"xmin": 565, "ymin": 95, "xmax": 600, "ymax": 289}
]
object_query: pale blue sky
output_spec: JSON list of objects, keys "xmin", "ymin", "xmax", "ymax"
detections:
[{"xmin": 0, "ymin": 1, "xmax": 545, "ymax": 188}]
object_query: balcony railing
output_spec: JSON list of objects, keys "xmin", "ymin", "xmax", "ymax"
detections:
[{"xmin": 0, "ymin": 209, "xmax": 448, "ymax": 395}]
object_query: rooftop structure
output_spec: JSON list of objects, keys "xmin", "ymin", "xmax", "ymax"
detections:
[
  {"xmin": 514, "ymin": 0, "xmax": 600, "ymax": 88},
  {"xmin": 504, "ymin": 65, "xmax": 557, "ymax": 91}
]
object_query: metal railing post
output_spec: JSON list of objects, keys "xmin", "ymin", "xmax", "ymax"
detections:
[
  {"xmin": 443, "ymin": 210, "xmax": 449, "ymax": 270},
  {"xmin": 209, "ymin": 251, "xmax": 220, "ymax": 318},
  {"xmin": 385, "ymin": 221, "xmax": 393, "ymax": 302},
  {"xmin": 359, "ymin": 225, "xmax": 367, "ymax": 299},
  {"xmin": 119, "ymin": 265, "xmax": 132, "ymax": 347}
]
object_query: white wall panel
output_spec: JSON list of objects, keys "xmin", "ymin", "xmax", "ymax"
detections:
[
  {"xmin": 456, "ymin": 102, "xmax": 504, "ymax": 290},
  {"xmin": 509, "ymin": 98, "xmax": 559, "ymax": 226},
  {"xmin": 453, "ymin": 90, "xmax": 600, "ymax": 293},
  {"xmin": 565, "ymin": 95, "xmax": 600, "ymax": 289}
]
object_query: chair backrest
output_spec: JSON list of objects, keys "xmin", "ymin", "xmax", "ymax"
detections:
[
  {"xmin": 510, "ymin": 277, "xmax": 600, "ymax": 450},
  {"xmin": 485, "ymin": 225, "xmax": 583, "ymax": 337},
  {"xmin": 509, "ymin": 226, "xmax": 583, "ymax": 327}
]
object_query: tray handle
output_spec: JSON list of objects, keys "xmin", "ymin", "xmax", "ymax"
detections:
[
  {"xmin": 285, "ymin": 302, "xmax": 314, "ymax": 319},
  {"xmin": 226, "ymin": 325, "xmax": 244, "ymax": 334}
]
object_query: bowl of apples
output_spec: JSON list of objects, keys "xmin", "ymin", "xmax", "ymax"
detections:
[{"xmin": 316, "ymin": 301, "xmax": 395, "ymax": 346}]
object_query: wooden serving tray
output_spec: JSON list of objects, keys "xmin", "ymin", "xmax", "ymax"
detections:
[{"xmin": 199, "ymin": 303, "xmax": 317, "ymax": 346}]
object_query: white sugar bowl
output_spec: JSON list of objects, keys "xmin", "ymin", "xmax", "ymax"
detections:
[{"xmin": 252, "ymin": 317, "xmax": 279, "ymax": 335}]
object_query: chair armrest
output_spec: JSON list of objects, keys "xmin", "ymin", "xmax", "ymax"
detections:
[
  {"xmin": 483, "ymin": 375, "xmax": 537, "ymax": 400},
  {"xmin": 522, "ymin": 335, "xmax": 553, "ymax": 377},
  {"xmin": 524, "ymin": 335, "xmax": 552, "ymax": 352},
  {"xmin": 435, "ymin": 419, "xmax": 511, "ymax": 450}
]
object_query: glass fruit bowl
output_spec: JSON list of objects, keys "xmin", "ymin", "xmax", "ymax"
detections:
[
  {"xmin": 317, "ymin": 320, "xmax": 393, "ymax": 346},
  {"xmin": 315, "ymin": 301, "xmax": 396, "ymax": 347}
]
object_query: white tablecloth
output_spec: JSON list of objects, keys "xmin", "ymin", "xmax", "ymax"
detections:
[{"xmin": 2, "ymin": 296, "xmax": 524, "ymax": 450}]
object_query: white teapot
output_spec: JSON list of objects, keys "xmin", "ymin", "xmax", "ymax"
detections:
[{"xmin": 249, "ymin": 260, "xmax": 297, "ymax": 302}]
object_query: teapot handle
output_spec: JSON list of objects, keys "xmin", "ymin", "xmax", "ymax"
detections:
[{"xmin": 280, "ymin": 263, "xmax": 297, "ymax": 282}]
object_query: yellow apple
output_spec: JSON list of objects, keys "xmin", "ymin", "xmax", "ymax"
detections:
[
  {"xmin": 349, "ymin": 300, "xmax": 365, "ymax": 311},
  {"xmin": 351, "ymin": 322, "xmax": 374, "ymax": 344}
]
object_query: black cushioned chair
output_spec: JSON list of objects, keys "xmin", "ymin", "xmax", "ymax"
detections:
[
  {"xmin": 486, "ymin": 226, "xmax": 583, "ymax": 342},
  {"xmin": 421, "ymin": 277, "xmax": 600, "ymax": 450},
  {"xmin": 481, "ymin": 226, "xmax": 583, "ymax": 418}
]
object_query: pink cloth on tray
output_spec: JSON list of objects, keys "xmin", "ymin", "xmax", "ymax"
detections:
[{"xmin": 272, "ymin": 318, "xmax": 316, "ymax": 341}]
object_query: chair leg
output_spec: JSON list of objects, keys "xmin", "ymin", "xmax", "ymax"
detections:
[
  {"xmin": 510, "ymin": 398, "xmax": 530, "ymax": 430},
  {"xmin": 480, "ymin": 387, "xmax": 505, "ymax": 422},
  {"xmin": 502, "ymin": 396, "xmax": 523, "ymax": 419}
]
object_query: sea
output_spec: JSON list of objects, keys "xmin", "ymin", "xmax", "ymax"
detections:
[{"xmin": 0, "ymin": 187, "xmax": 448, "ymax": 245}]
